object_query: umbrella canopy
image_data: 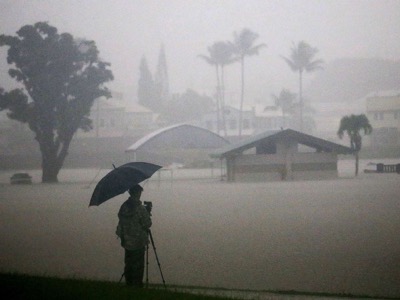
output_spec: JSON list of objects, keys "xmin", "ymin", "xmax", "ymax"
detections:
[{"xmin": 89, "ymin": 162, "xmax": 162, "ymax": 206}]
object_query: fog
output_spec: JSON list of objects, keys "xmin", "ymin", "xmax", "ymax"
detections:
[
  {"xmin": 0, "ymin": 160, "xmax": 400, "ymax": 298},
  {"xmin": 1, "ymin": 0, "xmax": 399, "ymax": 105},
  {"xmin": 1, "ymin": 2, "xmax": 400, "ymax": 298}
]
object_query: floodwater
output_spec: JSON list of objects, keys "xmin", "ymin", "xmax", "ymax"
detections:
[{"xmin": 0, "ymin": 159, "xmax": 399, "ymax": 298}]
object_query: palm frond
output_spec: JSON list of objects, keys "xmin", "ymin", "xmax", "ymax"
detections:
[{"xmin": 281, "ymin": 55, "xmax": 298, "ymax": 71}]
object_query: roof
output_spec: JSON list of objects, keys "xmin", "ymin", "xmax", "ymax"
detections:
[
  {"xmin": 365, "ymin": 90, "xmax": 400, "ymax": 98},
  {"xmin": 125, "ymin": 102, "xmax": 154, "ymax": 113},
  {"xmin": 210, "ymin": 129, "xmax": 353, "ymax": 158},
  {"xmin": 126, "ymin": 123, "xmax": 229, "ymax": 152}
]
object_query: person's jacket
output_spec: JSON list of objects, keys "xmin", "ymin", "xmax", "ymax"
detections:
[{"xmin": 116, "ymin": 198, "xmax": 152, "ymax": 250}]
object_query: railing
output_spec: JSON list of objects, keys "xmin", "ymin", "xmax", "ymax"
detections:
[{"xmin": 376, "ymin": 163, "xmax": 400, "ymax": 174}]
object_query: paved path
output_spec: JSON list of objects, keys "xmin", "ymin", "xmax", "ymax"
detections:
[{"xmin": 172, "ymin": 287, "xmax": 387, "ymax": 300}]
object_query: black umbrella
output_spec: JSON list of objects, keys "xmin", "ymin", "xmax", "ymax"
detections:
[{"xmin": 89, "ymin": 162, "xmax": 162, "ymax": 206}]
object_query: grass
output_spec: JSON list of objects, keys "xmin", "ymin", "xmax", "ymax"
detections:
[
  {"xmin": 0, "ymin": 273, "xmax": 228, "ymax": 300},
  {"xmin": 1, "ymin": 273, "xmax": 398, "ymax": 300}
]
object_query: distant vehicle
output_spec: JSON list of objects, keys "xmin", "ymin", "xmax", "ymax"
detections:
[{"xmin": 10, "ymin": 173, "xmax": 32, "ymax": 184}]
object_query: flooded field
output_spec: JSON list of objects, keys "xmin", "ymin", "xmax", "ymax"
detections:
[{"xmin": 0, "ymin": 158, "xmax": 399, "ymax": 298}]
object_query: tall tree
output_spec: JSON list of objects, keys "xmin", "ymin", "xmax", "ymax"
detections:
[
  {"xmin": 337, "ymin": 114, "xmax": 372, "ymax": 176},
  {"xmin": 0, "ymin": 22, "xmax": 113, "ymax": 183},
  {"xmin": 231, "ymin": 28, "xmax": 266, "ymax": 137},
  {"xmin": 154, "ymin": 44, "xmax": 170, "ymax": 106},
  {"xmin": 199, "ymin": 41, "xmax": 235, "ymax": 136},
  {"xmin": 271, "ymin": 88, "xmax": 297, "ymax": 127},
  {"xmin": 282, "ymin": 41, "xmax": 323, "ymax": 132},
  {"xmin": 137, "ymin": 56, "xmax": 158, "ymax": 111}
]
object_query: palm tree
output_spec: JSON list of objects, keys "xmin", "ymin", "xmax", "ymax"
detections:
[
  {"xmin": 271, "ymin": 88, "xmax": 297, "ymax": 128},
  {"xmin": 199, "ymin": 41, "xmax": 235, "ymax": 136},
  {"xmin": 282, "ymin": 41, "xmax": 323, "ymax": 132},
  {"xmin": 231, "ymin": 28, "xmax": 266, "ymax": 137},
  {"xmin": 337, "ymin": 114, "xmax": 373, "ymax": 176}
]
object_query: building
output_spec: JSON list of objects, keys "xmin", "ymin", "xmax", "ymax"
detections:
[
  {"xmin": 75, "ymin": 94, "xmax": 158, "ymax": 139},
  {"xmin": 126, "ymin": 124, "xmax": 229, "ymax": 166},
  {"xmin": 211, "ymin": 129, "xmax": 352, "ymax": 182},
  {"xmin": 195, "ymin": 105, "xmax": 288, "ymax": 142},
  {"xmin": 365, "ymin": 90, "xmax": 400, "ymax": 146}
]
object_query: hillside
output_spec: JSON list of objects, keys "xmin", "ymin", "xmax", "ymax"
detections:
[{"xmin": 305, "ymin": 58, "xmax": 400, "ymax": 103}]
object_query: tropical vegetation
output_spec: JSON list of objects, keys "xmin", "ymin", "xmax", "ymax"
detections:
[
  {"xmin": 270, "ymin": 88, "xmax": 297, "ymax": 127},
  {"xmin": 338, "ymin": 114, "xmax": 373, "ymax": 176},
  {"xmin": 281, "ymin": 41, "xmax": 323, "ymax": 132},
  {"xmin": 230, "ymin": 28, "xmax": 266, "ymax": 136},
  {"xmin": 198, "ymin": 41, "xmax": 235, "ymax": 136},
  {"xmin": 0, "ymin": 22, "xmax": 113, "ymax": 182}
]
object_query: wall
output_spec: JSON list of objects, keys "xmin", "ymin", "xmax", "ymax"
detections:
[
  {"xmin": 366, "ymin": 94, "xmax": 400, "ymax": 146},
  {"xmin": 229, "ymin": 151, "xmax": 338, "ymax": 182}
]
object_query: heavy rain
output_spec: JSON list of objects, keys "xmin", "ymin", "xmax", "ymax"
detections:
[{"xmin": 0, "ymin": 1, "xmax": 399, "ymax": 299}]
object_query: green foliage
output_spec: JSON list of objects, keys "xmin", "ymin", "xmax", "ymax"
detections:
[
  {"xmin": 1, "ymin": 273, "xmax": 392, "ymax": 300},
  {"xmin": 154, "ymin": 44, "xmax": 170, "ymax": 104},
  {"xmin": 161, "ymin": 89, "xmax": 214, "ymax": 124},
  {"xmin": 337, "ymin": 114, "xmax": 373, "ymax": 152},
  {"xmin": 230, "ymin": 28, "xmax": 266, "ymax": 136},
  {"xmin": 138, "ymin": 45, "xmax": 170, "ymax": 113},
  {"xmin": 0, "ymin": 273, "xmax": 230, "ymax": 300},
  {"xmin": 0, "ymin": 22, "xmax": 113, "ymax": 182},
  {"xmin": 281, "ymin": 41, "xmax": 324, "ymax": 73},
  {"xmin": 198, "ymin": 41, "xmax": 236, "ymax": 136},
  {"xmin": 271, "ymin": 88, "xmax": 297, "ymax": 117},
  {"xmin": 281, "ymin": 41, "xmax": 323, "ymax": 131},
  {"xmin": 231, "ymin": 28, "xmax": 266, "ymax": 59},
  {"xmin": 337, "ymin": 114, "xmax": 372, "ymax": 176},
  {"xmin": 138, "ymin": 56, "xmax": 159, "ymax": 111}
]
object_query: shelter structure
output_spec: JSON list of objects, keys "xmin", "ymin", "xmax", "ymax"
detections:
[
  {"xmin": 126, "ymin": 124, "xmax": 229, "ymax": 166},
  {"xmin": 211, "ymin": 129, "xmax": 353, "ymax": 181}
]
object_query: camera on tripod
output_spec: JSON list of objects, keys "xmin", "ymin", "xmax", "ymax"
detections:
[{"xmin": 144, "ymin": 201, "xmax": 152, "ymax": 214}]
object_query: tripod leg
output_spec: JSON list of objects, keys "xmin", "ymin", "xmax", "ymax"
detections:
[
  {"xmin": 148, "ymin": 229, "xmax": 167, "ymax": 288},
  {"xmin": 118, "ymin": 272, "xmax": 125, "ymax": 284},
  {"xmin": 146, "ymin": 242, "xmax": 149, "ymax": 288}
]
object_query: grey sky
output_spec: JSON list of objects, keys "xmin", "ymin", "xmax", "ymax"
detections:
[{"xmin": 1, "ymin": 0, "xmax": 399, "ymax": 106}]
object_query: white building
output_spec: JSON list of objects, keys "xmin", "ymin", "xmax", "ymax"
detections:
[
  {"xmin": 365, "ymin": 90, "xmax": 400, "ymax": 146},
  {"xmin": 195, "ymin": 105, "xmax": 287, "ymax": 141},
  {"xmin": 75, "ymin": 92, "xmax": 158, "ymax": 139}
]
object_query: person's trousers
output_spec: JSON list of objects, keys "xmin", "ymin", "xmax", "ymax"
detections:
[{"xmin": 124, "ymin": 247, "xmax": 145, "ymax": 287}]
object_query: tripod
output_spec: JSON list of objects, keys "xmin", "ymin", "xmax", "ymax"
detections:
[
  {"xmin": 146, "ymin": 229, "xmax": 167, "ymax": 288},
  {"xmin": 118, "ymin": 229, "xmax": 166, "ymax": 288}
]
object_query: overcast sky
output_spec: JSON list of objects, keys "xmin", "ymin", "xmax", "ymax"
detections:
[{"xmin": 1, "ymin": 0, "xmax": 399, "ymax": 106}]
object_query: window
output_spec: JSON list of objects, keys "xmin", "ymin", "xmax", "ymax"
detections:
[
  {"xmin": 243, "ymin": 119, "xmax": 250, "ymax": 129},
  {"xmin": 394, "ymin": 111, "xmax": 400, "ymax": 120},
  {"xmin": 100, "ymin": 119, "xmax": 105, "ymax": 127},
  {"xmin": 229, "ymin": 119, "xmax": 237, "ymax": 130},
  {"xmin": 374, "ymin": 112, "xmax": 384, "ymax": 121}
]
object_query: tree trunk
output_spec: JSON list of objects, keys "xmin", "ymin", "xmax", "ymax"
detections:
[
  {"xmin": 215, "ymin": 65, "xmax": 221, "ymax": 135},
  {"xmin": 39, "ymin": 133, "xmax": 73, "ymax": 183},
  {"xmin": 239, "ymin": 57, "xmax": 244, "ymax": 137},
  {"xmin": 42, "ymin": 156, "xmax": 61, "ymax": 183},
  {"xmin": 299, "ymin": 70, "xmax": 303, "ymax": 132},
  {"xmin": 355, "ymin": 151, "xmax": 359, "ymax": 176},
  {"xmin": 221, "ymin": 65, "xmax": 227, "ymax": 137}
]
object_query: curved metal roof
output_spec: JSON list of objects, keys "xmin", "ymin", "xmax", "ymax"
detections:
[{"xmin": 126, "ymin": 123, "xmax": 229, "ymax": 152}]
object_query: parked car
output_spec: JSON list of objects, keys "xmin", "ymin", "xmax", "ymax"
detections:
[{"xmin": 10, "ymin": 173, "xmax": 32, "ymax": 184}]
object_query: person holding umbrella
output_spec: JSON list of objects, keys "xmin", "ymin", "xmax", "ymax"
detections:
[{"xmin": 116, "ymin": 184, "xmax": 152, "ymax": 287}]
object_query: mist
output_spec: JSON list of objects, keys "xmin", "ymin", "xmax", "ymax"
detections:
[
  {"xmin": 1, "ymin": 0, "xmax": 399, "ymax": 105},
  {"xmin": 1, "ymin": 1, "xmax": 400, "ymax": 298},
  {"xmin": 1, "ymin": 162, "xmax": 399, "ymax": 297}
]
